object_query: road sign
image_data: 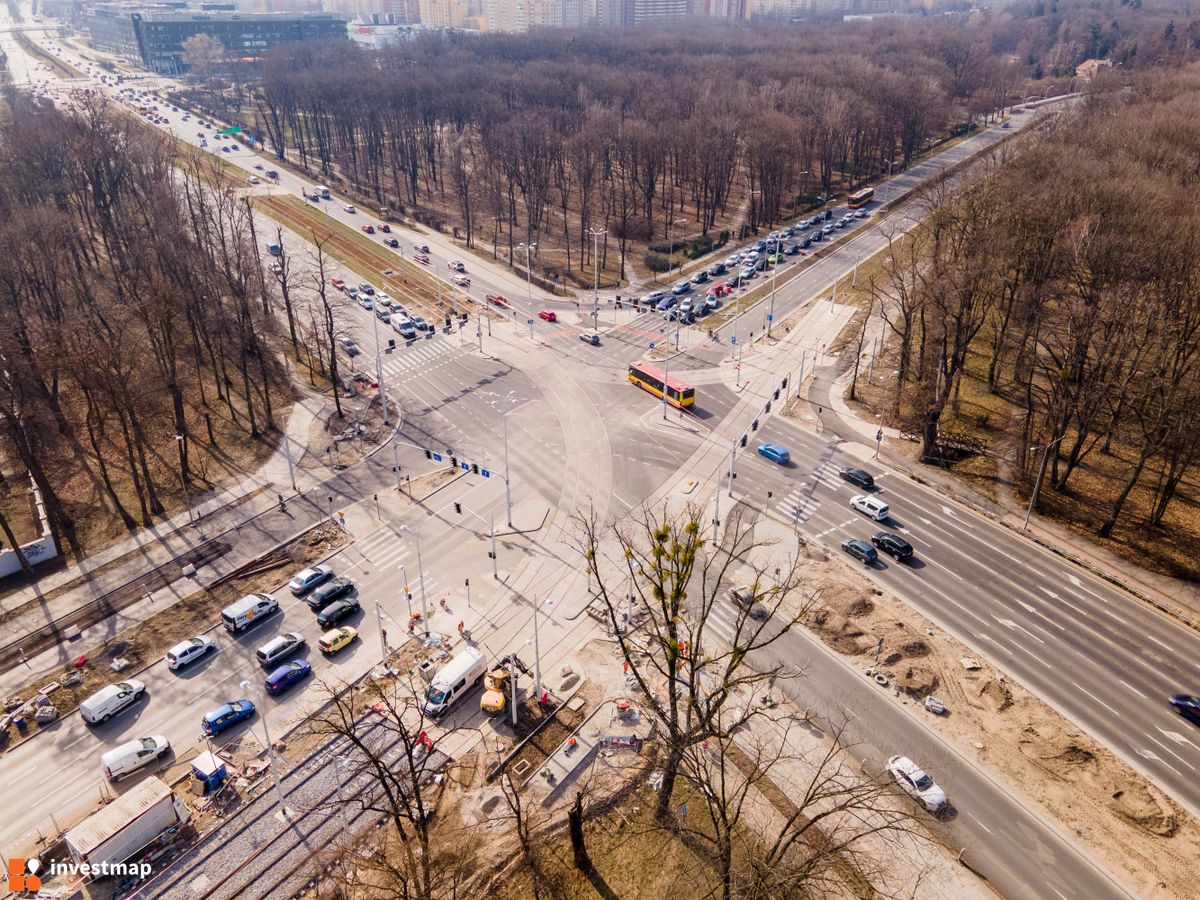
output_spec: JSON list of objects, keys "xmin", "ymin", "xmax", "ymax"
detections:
[
  {"xmin": 766, "ymin": 314, "xmax": 773, "ymax": 322},
  {"xmin": 649, "ymin": 341, "xmax": 656, "ymax": 349},
  {"xmin": 433, "ymin": 453, "xmax": 443, "ymax": 462},
  {"xmin": 217, "ymin": 125, "xmax": 242, "ymax": 135},
  {"xmin": 461, "ymin": 462, "xmax": 470, "ymax": 471},
  {"xmin": 527, "ymin": 318, "xmax": 533, "ymax": 325},
  {"xmin": 731, "ymin": 335, "xmax": 737, "ymax": 345},
  {"xmin": 481, "ymin": 469, "xmax": 491, "ymax": 478}
]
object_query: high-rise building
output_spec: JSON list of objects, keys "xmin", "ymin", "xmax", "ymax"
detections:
[
  {"xmin": 419, "ymin": 0, "xmax": 468, "ymax": 26},
  {"xmin": 621, "ymin": 0, "xmax": 687, "ymax": 26}
]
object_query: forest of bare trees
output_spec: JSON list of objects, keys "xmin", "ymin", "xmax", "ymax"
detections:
[
  {"xmin": 0, "ymin": 92, "xmax": 286, "ymax": 556},
  {"xmin": 244, "ymin": 1, "xmax": 1197, "ymax": 288},
  {"xmin": 865, "ymin": 66, "xmax": 1200, "ymax": 569}
]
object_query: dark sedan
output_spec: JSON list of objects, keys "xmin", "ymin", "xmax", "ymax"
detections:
[
  {"xmin": 841, "ymin": 538, "xmax": 878, "ymax": 565},
  {"xmin": 840, "ymin": 467, "xmax": 875, "ymax": 489},
  {"xmin": 1170, "ymin": 694, "xmax": 1200, "ymax": 725},
  {"xmin": 871, "ymin": 532, "xmax": 914, "ymax": 561},
  {"xmin": 307, "ymin": 576, "xmax": 355, "ymax": 612},
  {"xmin": 317, "ymin": 596, "xmax": 361, "ymax": 628},
  {"xmin": 265, "ymin": 660, "xmax": 312, "ymax": 695}
]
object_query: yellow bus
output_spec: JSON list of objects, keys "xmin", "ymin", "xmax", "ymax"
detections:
[
  {"xmin": 847, "ymin": 187, "xmax": 875, "ymax": 208},
  {"xmin": 629, "ymin": 361, "xmax": 695, "ymax": 409}
]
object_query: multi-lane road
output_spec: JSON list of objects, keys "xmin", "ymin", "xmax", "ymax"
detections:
[{"xmin": 1, "ymin": 22, "xmax": 1192, "ymax": 898}]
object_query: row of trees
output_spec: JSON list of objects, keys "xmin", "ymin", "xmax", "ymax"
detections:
[
  {"xmin": 866, "ymin": 66, "xmax": 1200, "ymax": 545},
  {"xmin": 0, "ymin": 93, "xmax": 285, "ymax": 555},
  {"xmin": 252, "ymin": 19, "xmax": 1039, "ymax": 284}
]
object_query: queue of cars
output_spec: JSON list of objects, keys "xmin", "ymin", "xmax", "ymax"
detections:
[{"xmin": 82, "ymin": 562, "xmax": 362, "ymax": 781}]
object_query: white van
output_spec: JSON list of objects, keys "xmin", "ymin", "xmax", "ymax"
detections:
[
  {"xmin": 423, "ymin": 647, "xmax": 487, "ymax": 717},
  {"xmin": 850, "ymin": 494, "xmax": 890, "ymax": 522},
  {"xmin": 221, "ymin": 592, "xmax": 279, "ymax": 634},
  {"xmin": 101, "ymin": 735, "xmax": 170, "ymax": 781},
  {"xmin": 80, "ymin": 679, "xmax": 146, "ymax": 724}
]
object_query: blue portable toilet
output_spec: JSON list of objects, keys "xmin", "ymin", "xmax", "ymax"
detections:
[{"xmin": 192, "ymin": 751, "xmax": 228, "ymax": 793}]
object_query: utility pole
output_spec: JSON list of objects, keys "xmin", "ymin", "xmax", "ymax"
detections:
[
  {"xmin": 240, "ymin": 680, "xmax": 288, "ymax": 818},
  {"xmin": 520, "ymin": 242, "xmax": 536, "ymax": 328},
  {"xmin": 1023, "ymin": 436, "xmax": 1064, "ymax": 530},
  {"xmin": 490, "ymin": 512, "xmax": 498, "ymax": 580},
  {"xmin": 503, "ymin": 408, "xmax": 513, "ymax": 526},
  {"xmin": 532, "ymin": 594, "xmax": 542, "ymax": 702}
]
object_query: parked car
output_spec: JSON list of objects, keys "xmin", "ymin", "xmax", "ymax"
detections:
[
  {"xmin": 644, "ymin": 290, "xmax": 667, "ymax": 305},
  {"xmin": 165, "ymin": 636, "xmax": 214, "ymax": 670},
  {"xmin": 317, "ymin": 596, "xmax": 361, "ymax": 628},
  {"xmin": 656, "ymin": 296, "xmax": 677, "ymax": 311},
  {"xmin": 839, "ymin": 467, "xmax": 875, "ymax": 489},
  {"xmin": 319, "ymin": 626, "xmax": 358, "ymax": 655},
  {"xmin": 450, "ymin": 274, "xmax": 470, "ymax": 287},
  {"xmin": 265, "ymin": 660, "xmax": 312, "ymax": 696},
  {"xmin": 841, "ymin": 538, "xmax": 878, "ymax": 565},
  {"xmin": 708, "ymin": 263, "xmax": 727, "ymax": 276},
  {"xmin": 691, "ymin": 271, "xmax": 709, "ymax": 284},
  {"xmin": 739, "ymin": 267, "xmax": 756, "ymax": 281},
  {"xmin": 729, "ymin": 586, "xmax": 767, "ymax": 620},
  {"xmin": 756, "ymin": 443, "xmax": 789, "ymax": 464},
  {"xmin": 358, "ymin": 296, "xmax": 373, "ymax": 311},
  {"xmin": 670, "ymin": 280, "xmax": 692, "ymax": 296},
  {"xmin": 80, "ymin": 679, "xmax": 146, "ymax": 724},
  {"xmin": 850, "ymin": 494, "xmax": 890, "ymax": 521},
  {"xmin": 306, "ymin": 576, "xmax": 354, "ymax": 612},
  {"xmin": 871, "ymin": 532, "xmax": 914, "ymax": 562},
  {"xmin": 202, "ymin": 700, "xmax": 255, "ymax": 736},
  {"xmin": 288, "ymin": 563, "xmax": 334, "ymax": 596},
  {"xmin": 888, "ymin": 755, "xmax": 948, "ymax": 813},
  {"xmin": 101, "ymin": 735, "xmax": 171, "ymax": 782}
]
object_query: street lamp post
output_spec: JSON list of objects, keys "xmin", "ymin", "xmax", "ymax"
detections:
[
  {"xmin": 239, "ymin": 679, "xmax": 288, "ymax": 817},
  {"xmin": 400, "ymin": 526, "xmax": 430, "ymax": 630},
  {"xmin": 399, "ymin": 564, "xmax": 412, "ymax": 618},
  {"xmin": 532, "ymin": 594, "xmax": 542, "ymax": 701},
  {"xmin": 767, "ymin": 234, "xmax": 781, "ymax": 339},
  {"xmin": 519, "ymin": 242, "xmax": 536, "ymax": 329},
  {"xmin": 369, "ymin": 307, "xmax": 389, "ymax": 423},
  {"xmin": 1023, "ymin": 436, "xmax": 1065, "ymax": 530}
]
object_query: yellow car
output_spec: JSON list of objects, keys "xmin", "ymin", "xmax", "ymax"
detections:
[{"xmin": 319, "ymin": 626, "xmax": 357, "ymax": 656}]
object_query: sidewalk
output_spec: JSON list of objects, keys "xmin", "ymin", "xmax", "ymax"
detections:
[{"xmin": 810, "ymin": 356, "xmax": 1200, "ymax": 629}]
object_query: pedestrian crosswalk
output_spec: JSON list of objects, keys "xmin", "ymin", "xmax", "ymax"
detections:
[
  {"xmin": 769, "ymin": 460, "xmax": 845, "ymax": 524},
  {"xmin": 354, "ymin": 527, "xmax": 457, "ymax": 612},
  {"xmin": 379, "ymin": 337, "xmax": 465, "ymax": 381},
  {"xmin": 809, "ymin": 460, "xmax": 845, "ymax": 490}
]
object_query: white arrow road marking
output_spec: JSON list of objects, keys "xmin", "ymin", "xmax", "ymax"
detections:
[
  {"xmin": 1016, "ymin": 599, "xmax": 1066, "ymax": 631},
  {"xmin": 993, "ymin": 615, "xmax": 1045, "ymax": 644},
  {"xmin": 1156, "ymin": 727, "xmax": 1200, "ymax": 751},
  {"xmin": 1067, "ymin": 574, "xmax": 1082, "ymax": 588},
  {"xmin": 939, "ymin": 505, "xmax": 974, "ymax": 528},
  {"xmin": 1148, "ymin": 734, "xmax": 1197, "ymax": 771},
  {"xmin": 1136, "ymin": 748, "xmax": 1182, "ymax": 778}
]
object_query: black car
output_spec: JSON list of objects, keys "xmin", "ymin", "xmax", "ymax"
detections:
[
  {"xmin": 841, "ymin": 538, "xmax": 878, "ymax": 565},
  {"xmin": 871, "ymin": 532, "xmax": 914, "ymax": 561},
  {"xmin": 784, "ymin": 244, "xmax": 801, "ymax": 256},
  {"xmin": 839, "ymin": 467, "xmax": 875, "ymax": 489},
  {"xmin": 317, "ymin": 596, "xmax": 361, "ymax": 628},
  {"xmin": 1170, "ymin": 695, "xmax": 1200, "ymax": 725},
  {"xmin": 810, "ymin": 231, "xmax": 823, "ymax": 243},
  {"xmin": 708, "ymin": 263, "xmax": 727, "ymax": 276},
  {"xmin": 307, "ymin": 577, "xmax": 355, "ymax": 612},
  {"xmin": 800, "ymin": 237, "xmax": 813, "ymax": 249},
  {"xmin": 691, "ymin": 270, "xmax": 710, "ymax": 284}
]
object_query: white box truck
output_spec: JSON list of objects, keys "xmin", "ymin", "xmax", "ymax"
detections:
[
  {"xmin": 423, "ymin": 646, "xmax": 486, "ymax": 717},
  {"xmin": 65, "ymin": 777, "xmax": 190, "ymax": 870}
]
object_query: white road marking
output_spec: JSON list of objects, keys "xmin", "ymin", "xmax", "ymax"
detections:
[
  {"xmin": 1067, "ymin": 574, "xmax": 1082, "ymax": 588},
  {"xmin": 1016, "ymin": 599, "xmax": 1066, "ymax": 632},
  {"xmin": 1135, "ymin": 748, "xmax": 1182, "ymax": 778},
  {"xmin": 939, "ymin": 505, "xmax": 973, "ymax": 528},
  {"xmin": 966, "ymin": 813, "xmax": 993, "ymax": 835},
  {"xmin": 1119, "ymin": 680, "xmax": 1147, "ymax": 699},
  {"xmin": 1155, "ymin": 727, "xmax": 1199, "ymax": 751},
  {"xmin": 1051, "ymin": 887, "xmax": 1068, "ymax": 900},
  {"xmin": 1147, "ymin": 734, "xmax": 1197, "ymax": 771},
  {"xmin": 993, "ymin": 616, "xmax": 1045, "ymax": 645},
  {"xmin": 1071, "ymin": 682, "xmax": 1121, "ymax": 718}
]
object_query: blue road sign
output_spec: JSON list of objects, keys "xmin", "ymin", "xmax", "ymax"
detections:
[
  {"xmin": 766, "ymin": 314, "xmax": 773, "ymax": 322},
  {"xmin": 461, "ymin": 461, "xmax": 470, "ymax": 471},
  {"xmin": 649, "ymin": 341, "xmax": 656, "ymax": 349},
  {"xmin": 481, "ymin": 469, "xmax": 491, "ymax": 478},
  {"xmin": 527, "ymin": 318, "xmax": 533, "ymax": 325},
  {"xmin": 433, "ymin": 453, "xmax": 443, "ymax": 462},
  {"xmin": 731, "ymin": 335, "xmax": 737, "ymax": 345}
]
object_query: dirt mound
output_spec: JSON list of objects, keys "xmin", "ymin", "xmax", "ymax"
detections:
[
  {"xmin": 1108, "ymin": 785, "xmax": 1179, "ymax": 838},
  {"xmin": 845, "ymin": 597, "xmax": 875, "ymax": 618},
  {"xmin": 1017, "ymin": 724, "xmax": 1099, "ymax": 769},
  {"xmin": 896, "ymin": 665, "xmax": 939, "ymax": 698},
  {"xmin": 978, "ymin": 679, "xmax": 1012, "ymax": 712},
  {"xmin": 900, "ymin": 640, "xmax": 930, "ymax": 658}
]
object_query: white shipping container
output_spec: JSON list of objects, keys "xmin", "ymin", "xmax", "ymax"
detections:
[{"xmin": 65, "ymin": 777, "xmax": 189, "ymax": 869}]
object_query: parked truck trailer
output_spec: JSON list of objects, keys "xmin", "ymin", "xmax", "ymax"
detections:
[{"xmin": 65, "ymin": 777, "xmax": 189, "ymax": 871}]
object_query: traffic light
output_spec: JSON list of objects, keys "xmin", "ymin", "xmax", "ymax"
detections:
[
  {"xmin": 471, "ymin": 463, "xmax": 479, "ymax": 474},
  {"xmin": 773, "ymin": 388, "xmax": 780, "ymax": 400},
  {"xmin": 388, "ymin": 338, "xmax": 396, "ymax": 349},
  {"xmin": 450, "ymin": 456, "xmax": 458, "ymax": 468},
  {"xmin": 740, "ymin": 434, "xmax": 748, "ymax": 447},
  {"xmin": 424, "ymin": 449, "xmax": 432, "ymax": 459},
  {"xmin": 764, "ymin": 401, "xmax": 771, "ymax": 414},
  {"xmin": 454, "ymin": 502, "xmax": 462, "ymax": 514},
  {"xmin": 781, "ymin": 376, "xmax": 789, "ymax": 389},
  {"xmin": 445, "ymin": 316, "xmax": 451, "ymax": 327},
  {"xmin": 751, "ymin": 418, "xmax": 759, "ymax": 431},
  {"xmin": 488, "ymin": 550, "xmax": 496, "ymax": 559}
]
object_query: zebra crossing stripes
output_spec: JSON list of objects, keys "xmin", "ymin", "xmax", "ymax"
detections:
[
  {"xmin": 776, "ymin": 487, "xmax": 820, "ymax": 523},
  {"xmin": 356, "ymin": 527, "xmax": 410, "ymax": 571},
  {"xmin": 809, "ymin": 460, "xmax": 845, "ymax": 490},
  {"xmin": 379, "ymin": 339, "xmax": 460, "ymax": 378}
]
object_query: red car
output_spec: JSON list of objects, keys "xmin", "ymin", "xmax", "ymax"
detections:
[
  {"xmin": 412, "ymin": 254, "xmax": 430, "ymax": 265},
  {"xmin": 362, "ymin": 225, "xmax": 375, "ymax": 235},
  {"xmin": 378, "ymin": 223, "xmax": 391, "ymax": 233},
  {"xmin": 707, "ymin": 284, "xmax": 728, "ymax": 297},
  {"xmin": 487, "ymin": 294, "xmax": 511, "ymax": 308},
  {"xmin": 538, "ymin": 310, "xmax": 557, "ymax": 322},
  {"xmin": 331, "ymin": 277, "xmax": 346, "ymax": 290}
]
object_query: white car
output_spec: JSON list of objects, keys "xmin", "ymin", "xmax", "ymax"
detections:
[
  {"xmin": 447, "ymin": 260, "xmax": 466, "ymax": 272},
  {"xmin": 344, "ymin": 204, "xmax": 356, "ymax": 213},
  {"xmin": 450, "ymin": 273, "xmax": 470, "ymax": 287},
  {"xmin": 358, "ymin": 296, "xmax": 373, "ymax": 311},
  {"xmin": 375, "ymin": 293, "xmax": 392, "ymax": 308},
  {"xmin": 165, "ymin": 636, "xmax": 215, "ymax": 670},
  {"xmin": 850, "ymin": 494, "xmax": 890, "ymax": 522},
  {"xmin": 887, "ymin": 756, "xmax": 948, "ymax": 813},
  {"xmin": 289, "ymin": 563, "xmax": 334, "ymax": 596}
]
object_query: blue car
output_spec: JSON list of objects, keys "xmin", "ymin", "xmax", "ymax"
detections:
[
  {"xmin": 757, "ymin": 443, "xmax": 790, "ymax": 465},
  {"xmin": 265, "ymin": 660, "xmax": 311, "ymax": 696},
  {"xmin": 202, "ymin": 699, "xmax": 256, "ymax": 736}
]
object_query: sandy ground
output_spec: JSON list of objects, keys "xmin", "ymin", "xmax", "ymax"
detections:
[{"xmin": 786, "ymin": 540, "xmax": 1200, "ymax": 899}]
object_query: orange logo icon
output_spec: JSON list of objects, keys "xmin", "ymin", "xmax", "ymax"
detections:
[{"xmin": 7, "ymin": 857, "xmax": 42, "ymax": 893}]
